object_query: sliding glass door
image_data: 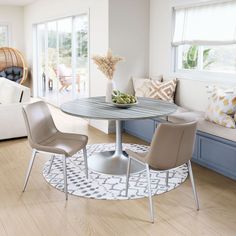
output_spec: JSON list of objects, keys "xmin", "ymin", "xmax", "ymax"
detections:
[{"xmin": 36, "ymin": 14, "xmax": 89, "ymax": 106}]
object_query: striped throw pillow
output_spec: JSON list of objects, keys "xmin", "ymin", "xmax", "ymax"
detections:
[{"xmin": 145, "ymin": 79, "xmax": 177, "ymax": 102}]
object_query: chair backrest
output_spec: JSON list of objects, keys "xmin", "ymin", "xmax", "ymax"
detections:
[
  {"xmin": 22, "ymin": 101, "xmax": 58, "ymax": 147},
  {"xmin": 146, "ymin": 121, "xmax": 197, "ymax": 170}
]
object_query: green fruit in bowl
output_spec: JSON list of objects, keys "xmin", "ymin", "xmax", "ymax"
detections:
[
  {"xmin": 126, "ymin": 98, "xmax": 131, "ymax": 103},
  {"xmin": 112, "ymin": 90, "xmax": 137, "ymax": 104}
]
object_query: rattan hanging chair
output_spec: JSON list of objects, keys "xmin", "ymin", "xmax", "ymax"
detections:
[{"xmin": 0, "ymin": 47, "xmax": 28, "ymax": 84}]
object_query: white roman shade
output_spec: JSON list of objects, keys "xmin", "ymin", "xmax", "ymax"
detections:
[{"xmin": 172, "ymin": 1, "xmax": 236, "ymax": 46}]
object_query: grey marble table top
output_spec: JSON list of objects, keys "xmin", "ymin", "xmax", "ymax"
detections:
[{"xmin": 60, "ymin": 96, "xmax": 177, "ymax": 120}]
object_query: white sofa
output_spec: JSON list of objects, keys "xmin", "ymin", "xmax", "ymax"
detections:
[
  {"xmin": 0, "ymin": 77, "xmax": 31, "ymax": 140},
  {"xmin": 124, "ymin": 76, "xmax": 236, "ymax": 180}
]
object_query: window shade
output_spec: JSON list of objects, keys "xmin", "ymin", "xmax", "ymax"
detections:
[{"xmin": 172, "ymin": 1, "xmax": 236, "ymax": 46}]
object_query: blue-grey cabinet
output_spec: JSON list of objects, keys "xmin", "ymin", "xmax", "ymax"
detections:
[
  {"xmin": 124, "ymin": 119, "xmax": 155, "ymax": 143},
  {"xmin": 193, "ymin": 131, "xmax": 236, "ymax": 180},
  {"xmin": 124, "ymin": 119, "xmax": 236, "ymax": 180}
]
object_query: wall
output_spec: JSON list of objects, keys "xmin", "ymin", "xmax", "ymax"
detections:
[
  {"xmin": 24, "ymin": 0, "xmax": 110, "ymax": 133},
  {"xmin": 149, "ymin": 0, "xmax": 203, "ymax": 76},
  {"xmin": 108, "ymin": 0, "xmax": 150, "ymax": 133},
  {"xmin": 24, "ymin": 0, "xmax": 150, "ymax": 133},
  {"xmin": 0, "ymin": 6, "xmax": 24, "ymax": 51},
  {"xmin": 109, "ymin": 0, "xmax": 150, "ymax": 94}
]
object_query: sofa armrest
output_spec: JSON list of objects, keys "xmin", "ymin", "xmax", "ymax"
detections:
[
  {"xmin": 0, "ymin": 102, "xmax": 30, "ymax": 140},
  {"xmin": 0, "ymin": 77, "xmax": 31, "ymax": 104}
]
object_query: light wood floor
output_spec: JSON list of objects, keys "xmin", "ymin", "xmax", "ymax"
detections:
[{"xmin": 0, "ymin": 106, "xmax": 236, "ymax": 236}]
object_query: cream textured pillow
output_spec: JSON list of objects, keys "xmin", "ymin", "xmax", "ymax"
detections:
[
  {"xmin": 205, "ymin": 89, "xmax": 236, "ymax": 128},
  {"xmin": 145, "ymin": 79, "xmax": 177, "ymax": 102},
  {"xmin": 132, "ymin": 77, "xmax": 151, "ymax": 97}
]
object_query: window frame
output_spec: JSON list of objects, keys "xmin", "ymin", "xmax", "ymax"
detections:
[
  {"xmin": 33, "ymin": 13, "xmax": 90, "ymax": 105},
  {"xmin": 174, "ymin": 44, "xmax": 236, "ymax": 78},
  {"xmin": 0, "ymin": 23, "xmax": 10, "ymax": 47},
  {"xmin": 173, "ymin": 47, "xmax": 236, "ymax": 84},
  {"xmin": 172, "ymin": 3, "xmax": 236, "ymax": 81}
]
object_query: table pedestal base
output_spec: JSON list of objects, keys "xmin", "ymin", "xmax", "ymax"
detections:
[{"xmin": 87, "ymin": 151, "xmax": 145, "ymax": 175}]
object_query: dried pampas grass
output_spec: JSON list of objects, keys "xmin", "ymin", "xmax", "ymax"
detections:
[{"xmin": 92, "ymin": 49, "xmax": 124, "ymax": 80}]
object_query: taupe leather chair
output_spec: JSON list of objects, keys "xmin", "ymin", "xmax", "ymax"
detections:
[
  {"xmin": 125, "ymin": 121, "xmax": 199, "ymax": 223},
  {"xmin": 22, "ymin": 101, "xmax": 88, "ymax": 200}
]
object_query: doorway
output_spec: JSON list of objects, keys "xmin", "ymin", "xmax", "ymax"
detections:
[{"xmin": 36, "ymin": 14, "xmax": 89, "ymax": 106}]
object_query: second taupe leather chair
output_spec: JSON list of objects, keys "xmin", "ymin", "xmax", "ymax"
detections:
[
  {"xmin": 22, "ymin": 101, "xmax": 88, "ymax": 200},
  {"xmin": 125, "ymin": 121, "xmax": 199, "ymax": 223}
]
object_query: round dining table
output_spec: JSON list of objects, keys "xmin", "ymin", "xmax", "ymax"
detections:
[{"xmin": 61, "ymin": 96, "xmax": 177, "ymax": 175}]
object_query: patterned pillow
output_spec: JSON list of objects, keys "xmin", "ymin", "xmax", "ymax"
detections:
[
  {"xmin": 132, "ymin": 76, "xmax": 162, "ymax": 97},
  {"xmin": 205, "ymin": 89, "xmax": 236, "ymax": 128},
  {"xmin": 145, "ymin": 79, "xmax": 177, "ymax": 102}
]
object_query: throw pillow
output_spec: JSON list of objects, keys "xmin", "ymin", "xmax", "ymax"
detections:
[
  {"xmin": 132, "ymin": 76, "xmax": 163, "ymax": 97},
  {"xmin": 206, "ymin": 85, "xmax": 236, "ymax": 98},
  {"xmin": 145, "ymin": 79, "xmax": 177, "ymax": 102},
  {"xmin": 0, "ymin": 71, "xmax": 6, "ymax": 78},
  {"xmin": 205, "ymin": 88, "xmax": 236, "ymax": 128},
  {"xmin": 133, "ymin": 77, "xmax": 150, "ymax": 97}
]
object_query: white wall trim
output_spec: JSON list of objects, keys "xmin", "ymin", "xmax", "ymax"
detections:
[
  {"xmin": 29, "ymin": 8, "xmax": 89, "ymax": 25},
  {"xmin": 171, "ymin": 70, "xmax": 236, "ymax": 85},
  {"xmin": 87, "ymin": 8, "xmax": 91, "ymax": 97},
  {"xmin": 173, "ymin": 0, "xmax": 234, "ymax": 9}
]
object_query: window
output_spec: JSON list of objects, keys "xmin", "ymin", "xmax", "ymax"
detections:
[
  {"xmin": 177, "ymin": 44, "xmax": 236, "ymax": 73},
  {"xmin": 0, "ymin": 25, "xmax": 9, "ymax": 47},
  {"xmin": 173, "ymin": 1, "xmax": 236, "ymax": 74},
  {"xmin": 35, "ymin": 14, "xmax": 89, "ymax": 106}
]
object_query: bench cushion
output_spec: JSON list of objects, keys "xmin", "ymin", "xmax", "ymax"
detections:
[
  {"xmin": 198, "ymin": 119, "xmax": 236, "ymax": 142},
  {"xmin": 168, "ymin": 109, "xmax": 236, "ymax": 142}
]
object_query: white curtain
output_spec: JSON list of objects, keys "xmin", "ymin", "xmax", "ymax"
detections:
[{"xmin": 172, "ymin": 1, "xmax": 236, "ymax": 46}]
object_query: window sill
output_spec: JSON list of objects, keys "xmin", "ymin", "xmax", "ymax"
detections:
[{"xmin": 171, "ymin": 70, "xmax": 236, "ymax": 85}]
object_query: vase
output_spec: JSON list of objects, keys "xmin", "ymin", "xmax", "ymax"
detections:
[{"xmin": 106, "ymin": 80, "xmax": 115, "ymax": 103}]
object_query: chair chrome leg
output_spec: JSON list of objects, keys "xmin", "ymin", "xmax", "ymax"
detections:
[
  {"xmin": 125, "ymin": 157, "xmax": 131, "ymax": 197},
  {"xmin": 63, "ymin": 155, "xmax": 68, "ymax": 200},
  {"xmin": 165, "ymin": 170, "xmax": 169, "ymax": 187},
  {"xmin": 188, "ymin": 160, "xmax": 199, "ymax": 210},
  {"xmin": 47, "ymin": 154, "xmax": 55, "ymax": 174},
  {"xmin": 146, "ymin": 164, "xmax": 154, "ymax": 223},
  {"xmin": 23, "ymin": 149, "xmax": 37, "ymax": 192},
  {"xmin": 83, "ymin": 147, "xmax": 88, "ymax": 179}
]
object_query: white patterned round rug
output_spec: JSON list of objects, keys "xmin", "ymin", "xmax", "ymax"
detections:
[{"xmin": 43, "ymin": 143, "xmax": 188, "ymax": 200}]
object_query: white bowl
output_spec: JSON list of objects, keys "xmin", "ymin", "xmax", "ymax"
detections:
[{"xmin": 112, "ymin": 101, "xmax": 138, "ymax": 108}]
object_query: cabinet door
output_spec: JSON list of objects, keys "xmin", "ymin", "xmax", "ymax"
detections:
[
  {"xmin": 124, "ymin": 119, "xmax": 155, "ymax": 143},
  {"xmin": 198, "ymin": 135, "xmax": 236, "ymax": 177}
]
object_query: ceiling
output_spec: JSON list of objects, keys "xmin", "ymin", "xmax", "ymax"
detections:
[{"xmin": 0, "ymin": 0, "xmax": 37, "ymax": 6}]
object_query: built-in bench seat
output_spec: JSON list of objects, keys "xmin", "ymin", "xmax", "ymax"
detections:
[
  {"xmin": 124, "ymin": 77, "xmax": 236, "ymax": 180},
  {"xmin": 169, "ymin": 109, "xmax": 236, "ymax": 142}
]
